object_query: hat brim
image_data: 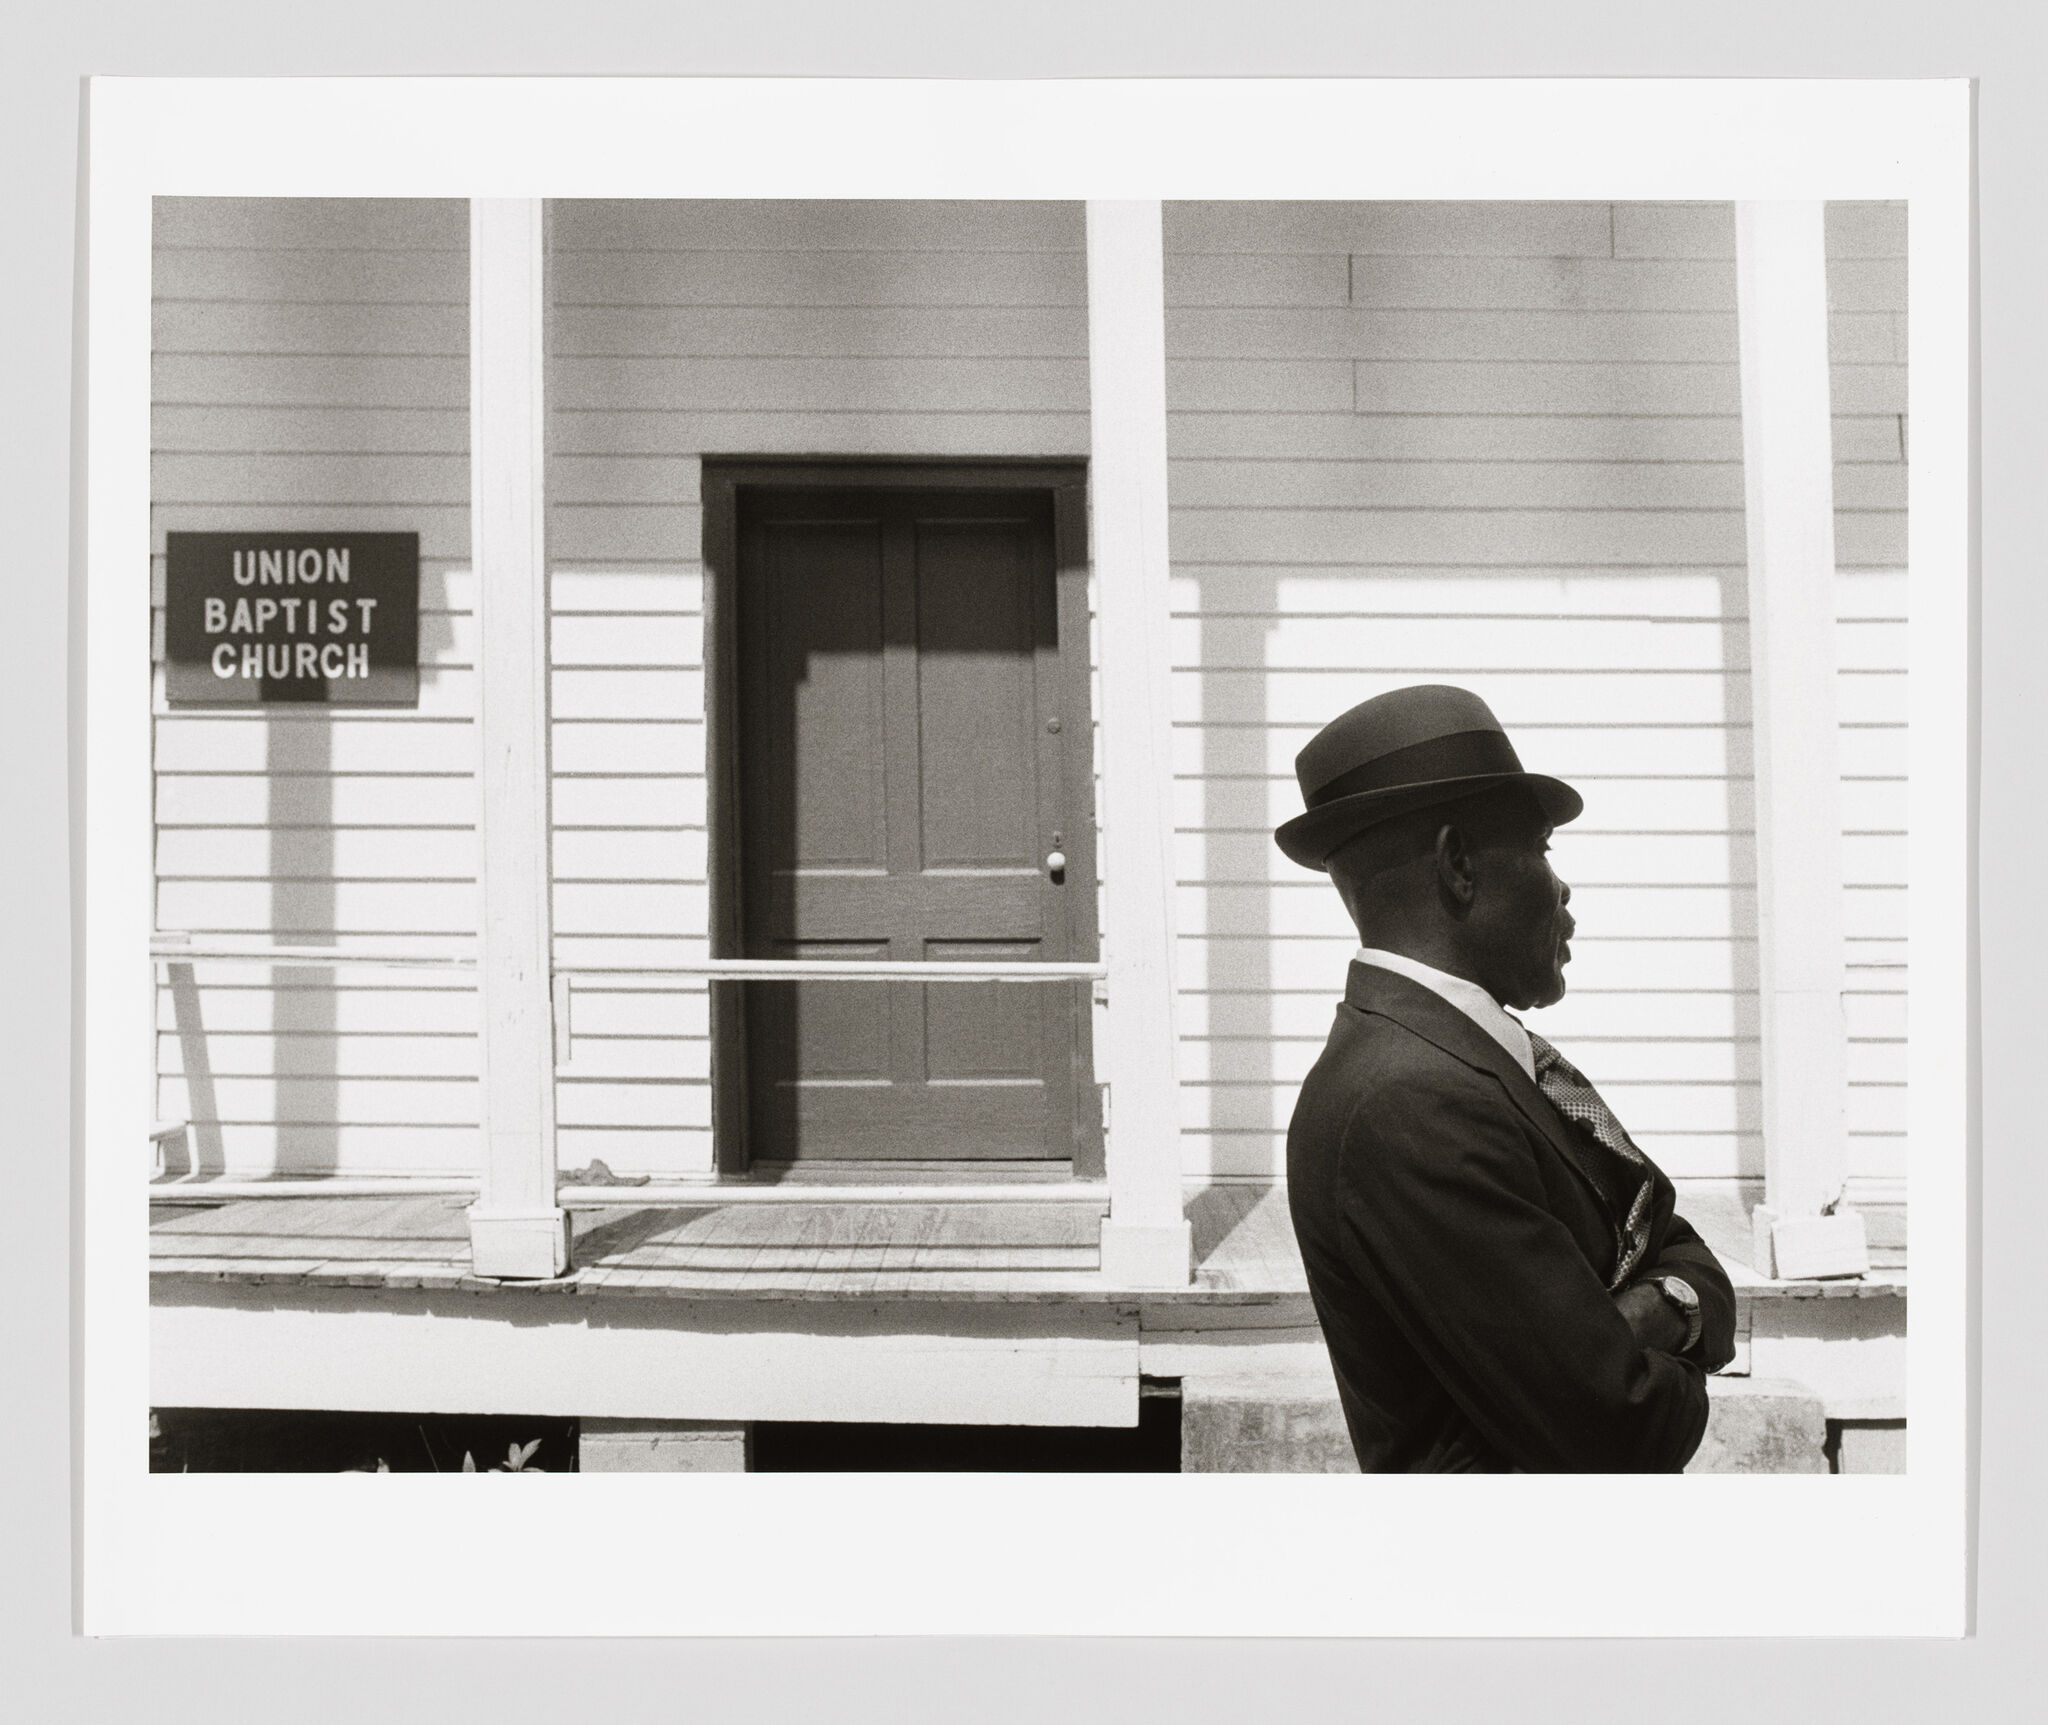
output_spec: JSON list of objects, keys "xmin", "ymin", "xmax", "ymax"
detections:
[{"xmin": 1273, "ymin": 771, "xmax": 1583, "ymax": 872}]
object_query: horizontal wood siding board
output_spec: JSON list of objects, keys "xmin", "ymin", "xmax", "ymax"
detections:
[
  {"xmin": 153, "ymin": 353, "xmax": 470, "ymax": 409},
  {"xmin": 1163, "ymin": 254, "xmax": 1350, "ymax": 306},
  {"xmin": 551, "ymin": 250, "xmax": 1084, "ymax": 308},
  {"xmin": 551, "ymin": 410, "xmax": 1090, "ymax": 459},
  {"xmin": 553, "ymin": 306, "xmax": 1088, "ymax": 357},
  {"xmin": 157, "ymin": 826, "xmax": 477, "ymax": 879},
  {"xmin": 154, "ymin": 198, "xmax": 468, "ymax": 251},
  {"xmin": 158, "ymin": 775, "xmax": 477, "ymax": 827},
  {"xmin": 1351, "ymin": 360, "xmax": 1742, "ymax": 416},
  {"xmin": 1610, "ymin": 203, "xmax": 1735, "ymax": 259},
  {"xmin": 1171, "ymin": 509, "xmax": 1746, "ymax": 565},
  {"xmin": 1169, "ymin": 459, "xmax": 1747, "ymax": 511},
  {"xmin": 153, "ymin": 248, "xmax": 469, "ymax": 305},
  {"xmin": 1184, "ymin": 614, "xmax": 1747, "ymax": 672},
  {"xmin": 1175, "ymin": 569, "xmax": 1743, "ymax": 618},
  {"xmin": 152, "ymin": 300, "xmax": 467, "ymax": 355},
  {"xmin": 552, "ymin": 356, "xmax": 1089, "ymax": 413},
  {"xmin": 154, "ymin": 405, "xmax": 472, "ymax": 454},
  {"xmin": 153, "ymin": 452, "xmax": 470, "ymax": 505},
  {"xmin": 148, "ymin": 506, "xmax": 469, "ymax": 559},
  {"xmin": 1169, "ymin": 412, "xmax": 1901, "ymax": 463},
  {"xmin": 156, "ymin": 716, "xmax": 478, "ymax": 775},
  {"xmin": 1171, "ymin": 720, "xmax": 1754, "ymax": 780},
  {"xmin": 1180, "ymin": 830, "xmax": 1753, "ymax": 886},
  {"xmin": 157, "ymin": 879, "xmax": 478, "ymax": 934},
  {"xmin": 158, "ymin": 982, "xmax": 478, "ymax": 1034},
  {"xmin": 551, "ymin": 199, "xmax": 1085, "ymax": 252},
  {"xmin": 152, "ymin": 1123, "xmax": 481, "ymax": 1176},
  {"xmin": 1169, "ymin": 307, "xmax": 1750, "ymax": 362},
  {"xmin": 1165, "ymin": 202, "xmax": 1615, "ymax": 255},
  {"xmin": 159, "ymin": 1031, "xmax": 479, "ymax": 1080},
  {"xmin": 157, "ymin": 1074, "xmax": 480, "ymax": 1125}
]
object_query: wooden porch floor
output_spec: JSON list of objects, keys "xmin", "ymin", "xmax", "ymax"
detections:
[
  {"xmin": 149, "ymin": 1182, "xmax": 1310, "ymax": 1305},
  {"xmin": 149, "ymin": 1181, "xmax": 1905, "ymax": 1305}
]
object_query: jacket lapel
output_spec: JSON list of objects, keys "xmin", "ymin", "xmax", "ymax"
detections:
[{"xmin": 1343, "ymin": 961, "xmax": 1619, "ymax": 1217}]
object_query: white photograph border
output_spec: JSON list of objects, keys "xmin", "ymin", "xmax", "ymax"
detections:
[{"xmin": 81, "ymin": 75, "xmax": 1971, "ymax": 1638}]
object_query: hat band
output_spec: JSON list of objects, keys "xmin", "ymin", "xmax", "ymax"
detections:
[{"xmin": 1304, "ymin": 728, "xmax": 1525, "ymax": 809}]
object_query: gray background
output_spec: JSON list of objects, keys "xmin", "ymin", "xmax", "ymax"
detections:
[{"xmin": 2, "ymin": 4, "xmax": 2032, "ymax": 1719}]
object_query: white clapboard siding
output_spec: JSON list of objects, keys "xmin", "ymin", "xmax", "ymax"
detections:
[
  {"xmin": 1829, "ymin": 203, "xmax": 1909, "ymax": 1232},
  {"xmin": 1159, "ymin": 197, "xmax": 1908, "ymax": 1225},
  {"xmin": 1164, "ymin": 201, "xmax": 1759, "ymax": 1185},
  {"xmin": 151, "ymin": 198, "xmax": 478, "ymax": 1177},
  {"xmin": 547, "ymin": 200, "xmax": 1089, "ymax": 1174}
]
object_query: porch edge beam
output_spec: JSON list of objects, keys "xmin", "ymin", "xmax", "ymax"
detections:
[
  {"xmin": 1087, "ymin": 200, "xmax": 1192, "ymax": 1288},
  {"xmin": 468, "ymin": 198, "xmax": 569, "ymax": 1280}
]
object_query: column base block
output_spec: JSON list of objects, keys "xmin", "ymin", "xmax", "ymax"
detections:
[
  {"xmin": 1753, "ymin": 1204, "xmax": 1870, "ymax": 1280},
  {"xmin": 1686, "ymin": 1377, "xmax": 1830, "ymax": 1473},
  {"xmin": 1180, "ymin": 1377, "xmax": 1358, "ymax": 1473},
  {"xmin": 580, "ymin": 1418, "xmax": 750, "ymax": 1473},
  {"xmin": 468, "ymin": 1207, "xmax": 572, "ymax": 1280},
  {"xmin": 1099, "ymin": 1218, "xmax": 1192, "ymax": 1288}
]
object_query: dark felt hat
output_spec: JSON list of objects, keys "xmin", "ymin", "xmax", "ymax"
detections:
[{"xmin": 1273, "ymin": 684, "xmax": 1582, "ymax": 871}]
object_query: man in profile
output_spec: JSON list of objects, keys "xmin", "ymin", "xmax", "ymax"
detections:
[{"xmin": 1278, "ymin": 684, "xmax": 1736, "ymax": 1472}]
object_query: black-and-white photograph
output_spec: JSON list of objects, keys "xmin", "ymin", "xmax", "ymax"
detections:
[{"xmin": 142, "ymin": 189, "xmax": 1910, "ymax": 1481}]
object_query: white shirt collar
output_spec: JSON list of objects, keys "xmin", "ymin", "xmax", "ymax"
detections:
[{"xmin": 1353, "ymin": 947, "xmax": 1536, "ymax": 1082}]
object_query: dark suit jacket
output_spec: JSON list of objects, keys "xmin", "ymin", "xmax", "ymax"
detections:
[{"xmin": 1287, "ymin": 962, "xmax": 1737, "ymax": 1473}]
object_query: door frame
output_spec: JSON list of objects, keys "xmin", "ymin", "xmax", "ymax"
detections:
[{"xmin": 700, "ymin": 457, "xmax": 1101, "ymax": 1179}]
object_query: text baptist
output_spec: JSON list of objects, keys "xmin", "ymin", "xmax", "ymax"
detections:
[{"xmin": 204, "ymin": 594, "xmax": 378, "ymax": 680}]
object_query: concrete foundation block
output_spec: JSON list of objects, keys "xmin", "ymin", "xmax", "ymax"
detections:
[
  {"xmin": 579, "ymin": 1418, "xmax": 750, "ymax": 1473},
  {"xmin": 1832, "ymin": 1420, "xmax": 1908, "ymax": 1474},
  {"xmin": 1685, "ymin": 1377, "xmax": 1829, "ymax": 1474},
  {"xmin": 1180, "ymin": 1378, "xmax": 1359, "ymax": 1473}
]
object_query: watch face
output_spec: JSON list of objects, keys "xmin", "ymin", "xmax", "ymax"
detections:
[{"xmin": 1659, "ymin": 1276, "xmax": 1698, "ymax": 1311}]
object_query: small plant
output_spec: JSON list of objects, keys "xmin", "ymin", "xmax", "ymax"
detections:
[{"xmin": 461, "ymin": 1438, "xmax": 545, "ymax": 1472}]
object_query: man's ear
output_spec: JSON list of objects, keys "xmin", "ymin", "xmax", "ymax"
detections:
[{"xmin": 1433, "ymin": 821, "xmax": 1478, "ymax": 912}]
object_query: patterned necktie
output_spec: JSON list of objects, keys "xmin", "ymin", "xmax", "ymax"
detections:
[{"xmin": 1526, "ymin": 1031, "xmax": 1654, "ymax": 1291}]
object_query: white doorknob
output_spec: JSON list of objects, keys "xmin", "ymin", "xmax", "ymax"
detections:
[{"xmin": 1046, "ymin": 850, "xmax": 1067, "ymax": 875}]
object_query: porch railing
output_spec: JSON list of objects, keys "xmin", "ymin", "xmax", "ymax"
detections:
[{"xmin": 148, "ymin": 933, "xmax": 1109, "ymax": 1206}]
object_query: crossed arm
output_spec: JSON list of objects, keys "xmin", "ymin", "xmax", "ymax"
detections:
[{"xmin": 1338, "ymin": 1079, "xmax": 1735, "ymax": 1472}]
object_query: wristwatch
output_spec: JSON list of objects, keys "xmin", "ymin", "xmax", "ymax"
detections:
[{"xmin": 1647, "ymin": 1275, "xmax": 1703, "ymax": 1354}]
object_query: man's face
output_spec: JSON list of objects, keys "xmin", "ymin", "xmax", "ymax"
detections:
[{"xmin": 1467, "ymin": 817, "xmax": 1574, "ymax": 1011}]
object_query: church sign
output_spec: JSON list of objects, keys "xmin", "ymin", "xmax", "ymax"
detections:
[{"xmin": 164, "ymin": 531, "xmax": 420, "ymax": 707}]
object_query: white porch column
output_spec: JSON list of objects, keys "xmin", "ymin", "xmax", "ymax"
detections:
[
  {"xmin": 466, "ymin": 199, "xmax": 569, "ymax": 1279},
  {"xmin": 1733, "ymin": 201, "xmax": 1866, "ymax": 1280},
  {"xmin": 1086, "ymin": 201, "xmax": 1192, "ymax": 1288}
]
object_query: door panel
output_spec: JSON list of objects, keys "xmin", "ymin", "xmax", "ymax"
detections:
[
  {"xmin": 914, "ymin": 519, "xmax": 1046, "ymax": 871},
  {"xmin": 734, "ymin": 484, "xmax": 1092, "ymax": 1164},
  {"xmin": 758, "ymin": 521, "xmax": 889, "ymax": 872},
  {"xmin": 923, "ymin": 941, "xmax": 1046, "ymax": 1086}
]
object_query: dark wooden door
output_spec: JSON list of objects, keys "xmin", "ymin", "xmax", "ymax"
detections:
[{"xmin": 734, "ymin": 484, "xmax": 1095, "ymax": 1164}]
